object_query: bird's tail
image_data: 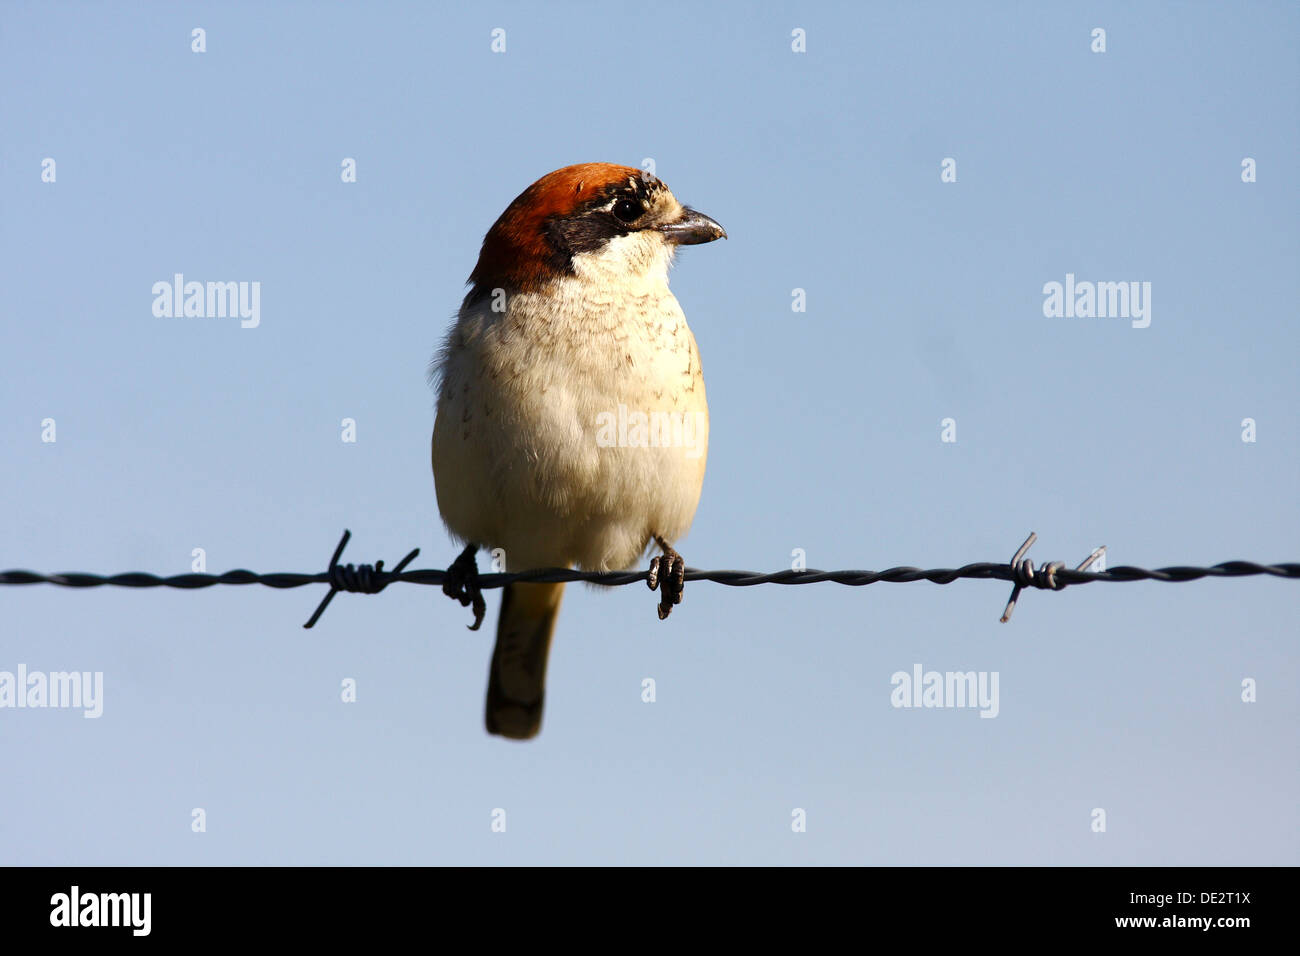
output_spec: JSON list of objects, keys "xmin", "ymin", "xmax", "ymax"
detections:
[{"xmin": 485, "ymin": 581, "xmax": 565, "ymax": 739}]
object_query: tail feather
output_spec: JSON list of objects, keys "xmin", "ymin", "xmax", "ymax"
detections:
[{"xmin": 485, "ymin": 581, "xmax": 564, "ymax": 739}]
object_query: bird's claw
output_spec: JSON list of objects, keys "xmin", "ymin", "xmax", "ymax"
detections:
[
  {"xmin": 443, "ymin": 545, "xmax": 486, "ymax": 630},
  {"xmin": 647, "ymin": 544, "xmax": 686, "ymax": 620}
]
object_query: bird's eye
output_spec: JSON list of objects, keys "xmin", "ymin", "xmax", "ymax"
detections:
[{"xmin": 612, "ymin": 198, "xmax": 643, "ymax": 224}]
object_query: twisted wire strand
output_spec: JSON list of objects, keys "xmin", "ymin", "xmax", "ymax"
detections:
[
  {"xmin": 5, "ymin": 561, "xmax": 1298, "ymax": 590},
  {"xmin": 3, "ymin": 530, "xmax": 1297, "ymax": 628}
]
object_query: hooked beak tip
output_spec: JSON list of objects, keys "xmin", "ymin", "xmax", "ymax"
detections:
[{"xmin": 660, "ymin": 207, "xmax": 727, "ymax": 246}]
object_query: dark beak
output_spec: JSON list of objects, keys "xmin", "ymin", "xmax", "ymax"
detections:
[{"xmin": 658, "ymin": 207, "xmax": 727, "ymax": 245}]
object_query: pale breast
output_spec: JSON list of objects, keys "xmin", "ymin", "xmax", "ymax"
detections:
[{"xmin": 432, "ymin": 278, "xmax": 708, "ymax": 570}]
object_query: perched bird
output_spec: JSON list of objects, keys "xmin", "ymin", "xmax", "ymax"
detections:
[{"xmin": 430, "ymin": 163, "xmax": 726, "ymax": 739}]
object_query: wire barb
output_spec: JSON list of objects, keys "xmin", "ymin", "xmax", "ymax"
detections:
[
  {"xmin": 998, "ymin": 533, "xmax": 1107, "ymax": 623},
  {"xmin": 302, "ymin": 529, "xmax": 420, "ymax": 629}
]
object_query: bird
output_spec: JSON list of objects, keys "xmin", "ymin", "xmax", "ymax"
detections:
[{"xmin": 430, "ymin": 163, "xmax": 726, "ymax": 739}]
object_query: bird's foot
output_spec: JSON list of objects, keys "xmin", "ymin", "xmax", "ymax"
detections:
[
  {"xmin": 646, "ymin": 538, "xmax": 686, "ymax": 621},
  {"xmin": 443, "ymin": 544, "xmax": 486, "ymax": 631}
]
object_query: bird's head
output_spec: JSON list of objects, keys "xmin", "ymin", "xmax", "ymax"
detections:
[{"xmin": 467, "ymin": 163, "xmax": 726, "ymax": 297}]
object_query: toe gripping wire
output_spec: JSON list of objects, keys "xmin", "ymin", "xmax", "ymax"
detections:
[{"xmin": 303, "ymin": 530, "xmax": 420, "ymax": 629}]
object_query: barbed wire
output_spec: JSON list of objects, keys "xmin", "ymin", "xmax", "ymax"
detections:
[{"xmin": 2, "ymin": 530, "xmax": 1297, "ymax": 629}]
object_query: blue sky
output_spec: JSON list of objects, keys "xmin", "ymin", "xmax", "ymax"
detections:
[{"xmin": 1, "ymin": 1, "xmax": 1296, "ymax": 864}]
